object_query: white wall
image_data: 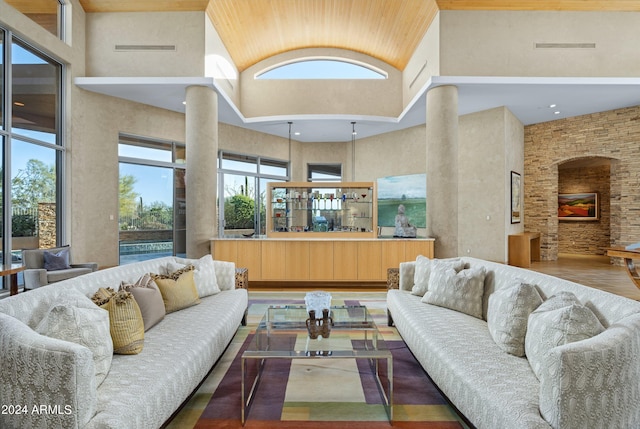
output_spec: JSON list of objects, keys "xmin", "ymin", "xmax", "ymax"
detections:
[
  {"xmin": 458, "ymin": 107, "xmax": 524, "ymax": 263},
  {"xmin": 403, "ymin": 12, "xmax": 440, "ymax": 106},
  {"xmin": 440, "ymin": 10, "xmax": 640, "ymax": 77},
  {"xmin": 85, "ymin": 11, "xmax": 205, "ymax": 77},
  {"xmin": 240, "ymin": 48, "xmax": 403, "ymax": 118}
]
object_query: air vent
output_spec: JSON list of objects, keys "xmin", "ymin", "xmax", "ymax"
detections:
[
  {"xmin": 535, "ymin": 42, "xmax": 596, "ymax": 49},
  {"xmin": 114, "ymin": 44, "xmax": 176, "ymax": 52},
  {"xmin": 409, "ymin": 60, "xmax": 428, "ymax": 89}
]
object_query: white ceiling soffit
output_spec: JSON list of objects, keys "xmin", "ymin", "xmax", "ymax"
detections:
[{"xmin": 74, "ymin": 76, "xmax": 640, "ymax": 143}]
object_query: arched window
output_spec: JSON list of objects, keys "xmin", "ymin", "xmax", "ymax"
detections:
[{"xmin": 256, "ymin": 58, "xmax": 386, "ymax": 80}]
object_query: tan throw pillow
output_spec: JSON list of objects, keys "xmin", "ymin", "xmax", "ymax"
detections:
[
  {"xmin": 525, "ymin": 293, "xmax": 605, "ymax": 380},
  {"xmin": 487, "ymin": 281, "xmax": 543, "ymax": 356},
  {"xmin": 152, "ymin": 266, "xmax": 200, "ymax": 313},
  {"xmin": 422, "ymin": 265, "xmax": 487, "ymax": 319},
  {"xmin": 120, "ymin": 274, "xmax": 166, "ymax": 331},
  {"xmin": 92, "ymin": 287, "xmax": 145, "ymax": 355}
]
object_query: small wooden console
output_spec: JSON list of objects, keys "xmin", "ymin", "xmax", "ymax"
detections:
[{"xmin": 508, "ymin": 232, "xmax": 541, "ymax": 268}]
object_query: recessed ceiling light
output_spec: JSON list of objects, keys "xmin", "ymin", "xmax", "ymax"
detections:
[
  {"xmin": 14, "ymin": 101, "xmax": 25, "ymax": 107},
  {"xmin": 182, "ymin": 101, "xmax": 186, "ymax": 105},
  {"xmin": 294, "ymin": 132, "xmax": 300, "ymax": 136},
  {"xmin": 549, "ymin": 104, "xmax": 557, "ymax": 108},
  {"xmin": 554, "ymin": 111, "xmax": 561, "ymax": 115}
]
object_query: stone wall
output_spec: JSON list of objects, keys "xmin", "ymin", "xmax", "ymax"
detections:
[
  {"xmin": 38, "ymin": 203, "xmax": 56, "ymax": 249},
  {"xmin": 524, "ymin": 105, "xmax": 640, "ymax": 260},
  {"xmin": 558, "ymin": 165, "xmax": 610, "ymax": 255}
]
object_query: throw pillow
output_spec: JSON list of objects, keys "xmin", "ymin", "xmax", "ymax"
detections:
[
  {"xmin": 487, "ymin": 281, "xmax": 543, "ymax": 356},
  {"xmin": 120, "ymin": 274, "xmax": 166, "ymax": 331},
  {"xmin": 152, "ymin": 266, "xmax": 200, "ymax": 313},
  {"xmin": 422, "ymin": 265, "xmax": 487, "ymax": 319},
  {"xmin": 525, "ymin": 293, "xmax": 605, "ymax": 380},
  {"xmin": 43, "ymin": 248, "xmax": 71, "ymax": 271},
  {"xmin": 36, "ymin": 295, "xmax": 113, "ymax": 386},
  {"xmin": 92, "ymin": 287, "xmax": 145, "ymax": 355},
  {"xmin": 411, "ymin": 256, "xmax": 465, "ymax": 296},
  {"xmin": 169, "ymin": 256, "xmax": 220, "ymax": 298}
]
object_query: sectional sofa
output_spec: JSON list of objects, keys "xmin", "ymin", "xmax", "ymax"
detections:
[
  {"xmin": 0, "ymin": 255, "xmax": 248, "ymax": 429},
  {"xmin": 387, "ymin": 256, "xmax": 640, "ymax": 429}
]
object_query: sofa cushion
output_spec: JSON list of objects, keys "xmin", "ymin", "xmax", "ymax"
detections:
[
  {"xmin": 172, "ymin": 255, "xmax": 220, "ymax": 298},
  {"xmin": 92, "ymin": 288, "xmax": 145, "ymax": 355},
  {"xmin": 152, "ymin": 266, "xmax": 200, "ymax": 313},
  {"xmin": 172, "ymin": 255, "xmax": 221, "ymax": 298},
  {"xmin": 36, "ymin": 292, "xmax": 113, "ymax": 386},
  {"xmin": 120, "ymin": 274, "xmax": 166, "ymax": 331},
  {"xmin": 525, "ymin": 293, "xmax": 605, "ymax": 379},
  {"xmin": 422, "ymin": 265, "xmax": 487, "ymax": 319},
  {"xmin": 46, "ymin": 267, "xmax": 93, "ymax": 283},
  {"xmin": 411, "ymin": 256, "xmax": 465, "ymax": 296},
  {"xmin": 487, "ymin": 281, "xmax": 543, "ymax": 356},
  {"xmin": 43, "ymin": 248, "xmax": 71, "ymax": 271}
]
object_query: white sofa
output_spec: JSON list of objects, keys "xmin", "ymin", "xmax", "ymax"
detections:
[
  {"xmin": 0, "ymin": 256, "xmax": 248, "ymax": 429},
  {"xmin": 387, "ymin": 256, "xmax": 640, "ymax": 429}
]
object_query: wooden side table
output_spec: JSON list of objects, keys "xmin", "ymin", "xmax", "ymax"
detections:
[
  {"xmin": 508, "ymin": 232, "xmax": 541, "ymax": 268},
  {"xmin": 606, "ymin": 248, "xmax": 640, "ymax": 290},
  {"xmin": 2, "ymin": 264, "xmax": 26, "ymax": 296}
]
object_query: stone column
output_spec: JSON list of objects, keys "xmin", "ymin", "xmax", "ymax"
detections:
[
  {"xmin": 185, "ymin": 86, "xmax": 218, "ymax": 258},
  {"xmin": 426, "ymin": 85, "xmax": 459, "ymax": 258}
]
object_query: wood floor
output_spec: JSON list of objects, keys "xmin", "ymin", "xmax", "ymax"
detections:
[{"xmin": 530, "ymin": 253, "xmax": 640, "ymax": 301}]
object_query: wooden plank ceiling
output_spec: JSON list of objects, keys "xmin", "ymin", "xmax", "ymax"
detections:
[{"xmin": 76, "ymin": 0, "xmax": 640, "ymax": 71}]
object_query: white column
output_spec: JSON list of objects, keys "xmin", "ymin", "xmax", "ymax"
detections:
[
  {"xmin": 185, "ymin": 85, "xmax": 218, "ymax": 258},
  {"xmin": 426, "ymin": 85, "xmax": 459, "ymax": 258}
]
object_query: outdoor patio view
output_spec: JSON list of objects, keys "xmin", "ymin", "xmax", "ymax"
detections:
[{"xmin": 118, "ymin": 136, "xmax": 185, "ymax": 264}]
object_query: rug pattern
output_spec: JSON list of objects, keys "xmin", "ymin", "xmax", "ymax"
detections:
[{"xmin": 166, "ymin": 292, "xmax": 468, "ymax": 429}]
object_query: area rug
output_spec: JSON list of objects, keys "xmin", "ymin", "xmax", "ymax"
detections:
[{"xmin": 166, "ymin": 292, "xmax": 469, "ymax": 429}]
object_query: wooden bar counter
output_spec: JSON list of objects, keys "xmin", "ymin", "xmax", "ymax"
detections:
[{"xmin": 210, "ymin": 237, "xmax": 434, "ymax": 286}]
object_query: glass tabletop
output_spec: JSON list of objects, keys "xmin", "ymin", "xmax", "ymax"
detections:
[{"xmin": 244, "ymin": 305, "xmax": 389, "ymax": 358}]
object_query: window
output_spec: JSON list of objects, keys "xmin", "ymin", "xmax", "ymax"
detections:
[
  {"xmin": 218, "ymin": 151, "xmax": 289, "ymax": 237},
  {"xmin": 308, "ymin": 164, "xmax": 342, "ymax": 182},
  {"xmin": 118, "ymin": 135, "xmax": 186, "ymax": 264},
  {"xmin": 0, "ymin": 30, "xmax": 64, "ymax": 292},
  {"xmin": 256, "ymin": 58, "xmax": 387, "ymax": 80},
  {"xmin": 5, "ymin": 0, "xmax": 65, "ymax": 39}
]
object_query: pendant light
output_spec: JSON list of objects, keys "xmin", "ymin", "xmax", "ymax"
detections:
[{"xmin": 351, "ymin": 121, "xmax": 357, "ymax": 181}]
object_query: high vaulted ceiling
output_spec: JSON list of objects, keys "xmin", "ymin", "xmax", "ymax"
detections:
[{"xmin": 77, "ymin": 0, "xmax": 640, "ymax": 71}]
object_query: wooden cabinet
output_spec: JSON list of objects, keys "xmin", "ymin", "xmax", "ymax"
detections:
[
  {"xmin": 309, "ymin": 241, "xmax": 334, "ymax": 280},
  {"xmin": 210, "ymin": 238, "xmax": 434, "ymax": 285},
  {"xmin": 358, "ymin": 241, "xmax": 382, "ymax": 280},
  {"xmin": 334, "ymin": 241, "xmax": 359, "ymax": 280}
]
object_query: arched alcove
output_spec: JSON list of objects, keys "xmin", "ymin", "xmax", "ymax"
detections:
[{"xmin": 556, "ymin": 156, "xmax": 616, "ymax": 256}]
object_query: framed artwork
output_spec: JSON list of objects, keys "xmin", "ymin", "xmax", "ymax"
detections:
[
  {"xmin": 558, "ymin": 192, "xmax": 599, "ymax": 221},
  {"xmin": 510, "ymin": 171, "xmax": 521, "ymax": 224},
  {"xmin": 376, "ymin": 173, "xmax": 426, "ymax": 228}
]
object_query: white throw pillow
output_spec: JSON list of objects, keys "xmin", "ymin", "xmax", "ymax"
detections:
[
  {"xmin": 169, "ymin": 255, "xmax": 220, "ymax": 298},
  {"xmin": 411, "ymin": 256, "xmax": 465, "ymax": 296},
  {"xmin": 36, "ymin": 294, "xmax": 113, "ymax": 386},
  {"xmin": 525, "ymin": 293, "xmax": 605, "ymax": 380},
  {"xmin": 422, "ymin": 265, "xmax": 487, "ymax": 319},
  {"xmin": 487, "ymin": 281, "xmax": 543, "ymax": 356}
]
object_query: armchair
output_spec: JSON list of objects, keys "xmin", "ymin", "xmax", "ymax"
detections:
[{"xmin": 22, "ymin": 245, "xmax": 98, "ymax": 290}]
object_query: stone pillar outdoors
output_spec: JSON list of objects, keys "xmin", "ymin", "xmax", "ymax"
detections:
[
  {"xmin": 185, "ymin": 86, "xmax": 218, "ymax": 258},
  {"xmin": 426, "ymin": 85, "xmax": 459, "ymax": 258},
  {"xmin": 38, "ymin": 202, "xmax": 56, "ymax": 249}
]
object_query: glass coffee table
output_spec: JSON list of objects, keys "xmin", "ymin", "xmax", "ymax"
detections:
[{"xmin": 241, "ymin": 305, "xmax": 393, "ymax": 425}]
